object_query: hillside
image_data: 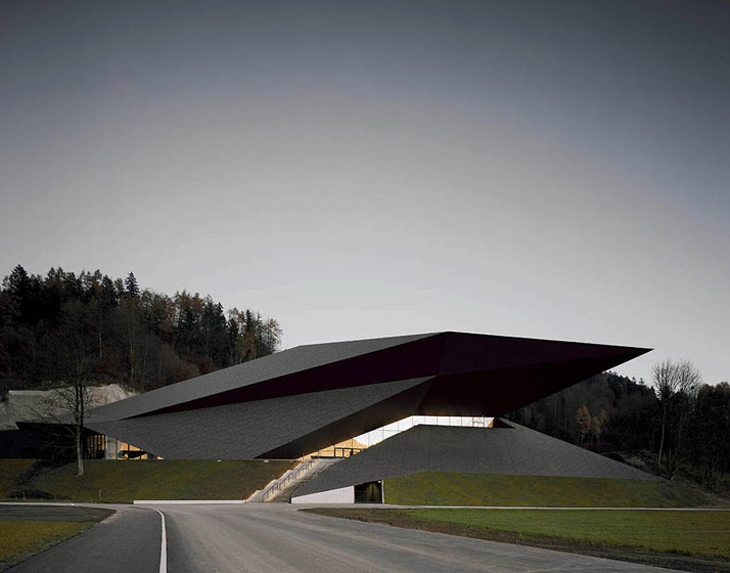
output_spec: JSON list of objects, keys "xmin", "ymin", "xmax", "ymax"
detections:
[{"xmin": 0, "ymin": 459, "xmax": 294, "ymax": 503}]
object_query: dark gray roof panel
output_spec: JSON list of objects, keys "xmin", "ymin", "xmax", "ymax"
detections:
[
  {"xmin": 87, "ymin": 377, "xmax": 434, "ymax": 459},
  {"xmin": 438, "ymin": 332, "xmax": 644, "ymax": 374},
  {"xmin": 87, "ymin": 332, "xmax": 433, "ymax": 422},
  {"xmin": 293, "ymin": 421, "xmax": 658, "ymax": 498}
]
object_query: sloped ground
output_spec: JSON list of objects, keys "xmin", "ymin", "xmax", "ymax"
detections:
[
  {"xmin": 0, "ymin": 459, "xmax": 294, "ymax": 502},
  {"xmin": 383, "ymin": 471, "xmax": 714, "ymax": 507},
  {"xmin": 0, "ymin": 459, "xmax": 35, "ymax": 498}
]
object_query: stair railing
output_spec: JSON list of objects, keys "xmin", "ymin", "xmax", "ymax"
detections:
[{"xmin": 261, "ymin": 459, "xmax": 318, "ymax": 502}]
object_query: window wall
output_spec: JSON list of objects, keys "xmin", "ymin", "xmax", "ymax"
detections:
[{"xmin": 355, "ymin": 416, "xmax": 494, "ymax": 447}]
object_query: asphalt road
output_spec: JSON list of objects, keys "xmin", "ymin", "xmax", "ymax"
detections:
[
  {"xmin": 6, "ymin": 504, "xmax": 161, "ymax": 573},
  {"xmin": 9, "ymin": 504, "xmax": 689, "ymax": 573}
]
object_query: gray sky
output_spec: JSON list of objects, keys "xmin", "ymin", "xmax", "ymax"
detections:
[{"xmin": 1, "ymin": 1, "xmax": 728, "ymax": 384}]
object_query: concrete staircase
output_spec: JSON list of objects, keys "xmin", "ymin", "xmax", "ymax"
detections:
[{"xmin": 246, "ymin": 458, "xmax": 342, "ymax": 503}]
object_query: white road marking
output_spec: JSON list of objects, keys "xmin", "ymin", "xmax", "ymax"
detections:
[{"xmin": 152, "ymin": 508, "xmax": 167, "ymax": 573}]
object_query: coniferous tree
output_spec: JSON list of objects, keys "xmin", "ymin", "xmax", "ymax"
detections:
[
  {"xmin": 0, "ymin": 265, "xmax": 283, "ymax": 395},
  {"xmin": 124, "ymin": 272, "xmax": 140, "ymax": 298}
]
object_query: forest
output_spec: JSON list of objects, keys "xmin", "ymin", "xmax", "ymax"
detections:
[
  {"xmin": 0, "ymin": 264, "xmax": 282, "ymax": 395},
  {"xmin": 508, "ymin": 368, "xmax": 730, "ymax": 488}
]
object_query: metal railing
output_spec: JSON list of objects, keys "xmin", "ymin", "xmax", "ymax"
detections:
[
  {"xmin": 260, "ymin": 459, "xmax": 319, "ymax": 502},
  {"xmin": 332, "ymin": 447, "xmax": 364, "ymax": 458}
]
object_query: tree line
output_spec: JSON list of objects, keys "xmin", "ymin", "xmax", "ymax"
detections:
[
  {"xmin": 0, "ymin": 265, "xmax": 283, "ymax": 395},
  {"xmin": 4, "ymin": 263, "xmax": 726, "ymax": 486},
  {"xmin": 508, "ymin": 363, "xmax": 730, "ymax": 487}
]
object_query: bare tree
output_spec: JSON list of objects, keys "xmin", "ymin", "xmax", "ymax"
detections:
[
  {"xmin": 576, "ymin": 405, "xmax": 591, "ymax": 447},
  {"xmin": 261, "ymin": 318, "xmax": 283, "ymax": 356},
  {"xmin": 42, "ymin": 300, "xmax": 97, "ymax": 476},
  {"xmin": 652, "ymin": 359, "xmax": 701, "ymax": 476},
  {"xmin": 35, "ymin": 383, "xmax": 97, "ymax": 475}
]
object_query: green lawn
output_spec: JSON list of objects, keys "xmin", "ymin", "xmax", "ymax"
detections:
[
  {"xmin": 384, "ymin": 471, "xmax": 712, "ymax": 507},
  {"xmin": 0, "ymin": 459, "xmax": 36, "ymax": 499},
  {"xmin": 0, "ymin": 521, "xmax": 90, "ymax": 570},
  {"xmin": 1, "ymin": 459, "xmax": 294, "ymax": 503},
  {"xmin": 402, "ymin": 508, "xmax": 730, "ymax": 558},
  {"xmin": 0, "ymin": 507, "xmax": 113, "ymax": 572}
]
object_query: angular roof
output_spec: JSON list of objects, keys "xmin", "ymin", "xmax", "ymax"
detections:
[{"xmin": 82, "ymin": 331, "xmax": 649, "ymax": 459}]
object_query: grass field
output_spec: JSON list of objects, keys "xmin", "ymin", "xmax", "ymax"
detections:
[
  {"xmin": 306, "ymin": 507, "xmax": 730, "ymax": 572},
  {"xmin": 0, "ymin": 459, "xmax": 35, "ymax": 499},
  {"xmin": 383, "ymin": 471, "xmax": 714, "ymax": 507},
  {"xmin": 0, "ymin": 522, "xmax": 90, "ymax": 571},
  {"xmin": 0, "ymin": 458, "xmax": 294, "ymax": 503},
  {"xmin": 405, "ymin": 509, "xmax": 730, "ymax": 557},
  {"xmin": 0, "ymin": 506, "xmax": 113, "ymax": 572}
]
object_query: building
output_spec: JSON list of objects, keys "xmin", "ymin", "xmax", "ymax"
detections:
[{"xmin": 16, "ymin": 332, "xmax": 653, "ymax": 499}]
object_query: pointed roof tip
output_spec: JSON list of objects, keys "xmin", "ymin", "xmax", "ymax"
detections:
[
  {"xmin": 609, "ymin": 344, "xmax": 653, "ymax": 359},
  {"xmin": 434, "ymin": 331, "xmax": 654, "ymax": 355},
  {"xmin": 288, "ymin": 331, "xmax": 653, "ymax": 357}
]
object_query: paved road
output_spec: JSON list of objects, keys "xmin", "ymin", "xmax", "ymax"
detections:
[
  {"xmin": 7, "ymin": 504, "xmax": 161, "ymax": 573},
  {"xmin": 10, "ymin": 503, "xmax": 689, "ymax": 573}
]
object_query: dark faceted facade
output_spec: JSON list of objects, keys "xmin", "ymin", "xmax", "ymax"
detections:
[{"xmin": 79, "ymin": 332, "xmax": 649, "ymax": 460}]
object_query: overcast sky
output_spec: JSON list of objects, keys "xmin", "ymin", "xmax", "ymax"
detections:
[{"xmin": 1, "ymin": 1, "xmax": 728, "ymax": 385}]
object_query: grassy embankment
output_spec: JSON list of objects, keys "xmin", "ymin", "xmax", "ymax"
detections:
[
  {"xmin": 383, "ymin": 471, "xmax": 714, "ymax": 507},
  {"xmin": 0, "ymin": 458, "xmax": 294, "ymax": 502},
  {"xmin": 0, "ymin": 459, "xmax": 35, "ymax": 499}
]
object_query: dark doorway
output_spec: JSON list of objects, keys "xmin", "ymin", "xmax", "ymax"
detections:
[{"xmin": 354, "ymin": 481, "xmax": 382, "ymax": 503}]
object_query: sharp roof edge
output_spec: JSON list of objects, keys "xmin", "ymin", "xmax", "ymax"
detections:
[
  {"xmin": 86, "ymin": 331, "xmax": 650, "ymax": 422},
  {"xmin": 86, "ymin": 332, "xmax": 436, "ymax": 421}
]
